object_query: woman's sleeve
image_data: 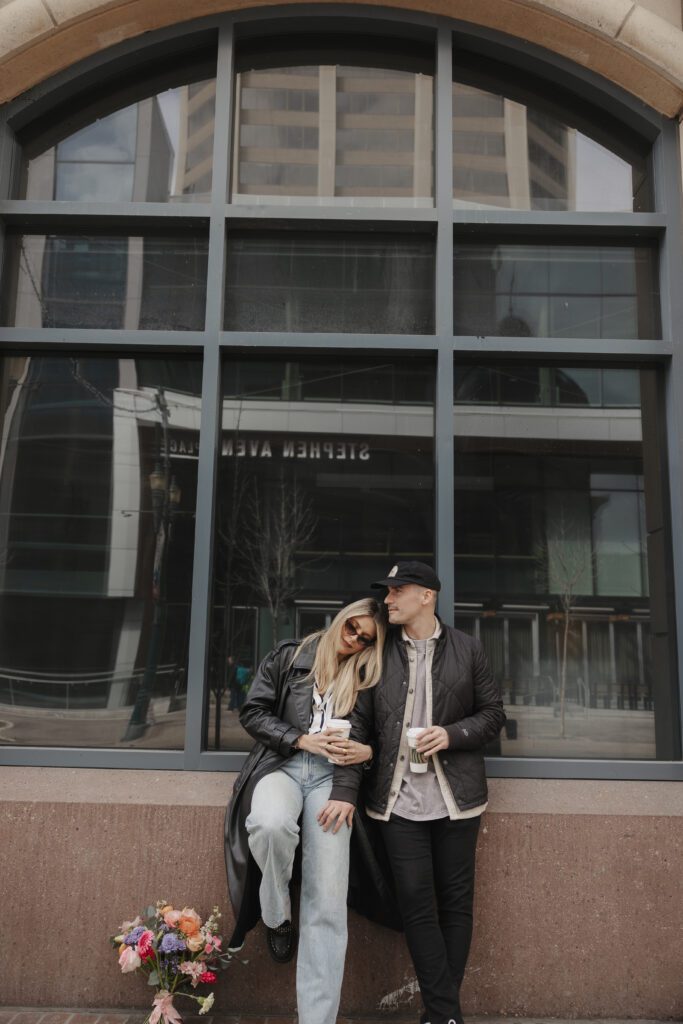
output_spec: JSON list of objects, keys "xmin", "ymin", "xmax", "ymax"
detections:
[
  {"xmin": 239, "ymin": 643, "xmax": 303, "ymax": 756},
  {"xmin": 330, "ymin": 687, "xmax": 375, "ymax": 806}
]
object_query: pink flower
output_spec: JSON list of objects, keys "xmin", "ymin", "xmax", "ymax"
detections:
[
  {"xmin": 119, "ymin": 946, "xmax": 141, "ymax": 973},
  {"xmin": 204, "ymin": 936, "xmax": 221, "ymax": 954},
  {"xmin": 163, "ymin": 910, "xmax": 181, "ymax": 928},
  {"xmin": 179, "ymin": 961, "xmax": 205, "ymax": 988},
  {"xmin": 119, "ymin": 915, "xmax": 142, "ymax": 933},
  {"xmin": 137, "ymin": 930, "xmax": 155, "ymax": 961},
  {"xmin": 199, "ymin": 971, "xmax": 217, "ymax": 985}
]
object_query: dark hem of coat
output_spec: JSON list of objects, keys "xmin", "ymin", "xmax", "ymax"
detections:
[{"xmin": 224, "ymin": 638, "xmax": 402, "ymax": 949}]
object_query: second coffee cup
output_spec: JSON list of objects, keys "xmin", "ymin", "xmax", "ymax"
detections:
[{"xmin": 407, "ymin": 726, "xmax": 428, "ymax": 773}]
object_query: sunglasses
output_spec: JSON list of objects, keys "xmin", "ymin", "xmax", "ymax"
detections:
[{"xmin": 344, "ymin": 618, "xmax": 376, "ymax": 648}]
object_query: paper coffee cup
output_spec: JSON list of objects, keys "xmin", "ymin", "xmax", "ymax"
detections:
[
  {"xmin": 326, "ymin": 718, "xmax": 351, "ymax": 763},
  {"xmin": 407, "ymin": 727, "xmax": 428, "ymax": 773}
]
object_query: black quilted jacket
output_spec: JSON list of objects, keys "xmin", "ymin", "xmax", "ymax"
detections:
[{"xmin": 348, "ymin": 622, "xmax": 506, "ymax": 813}]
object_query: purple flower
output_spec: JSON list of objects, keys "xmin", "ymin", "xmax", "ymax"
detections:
[
  {"xmin": 125, "ymin": 926, "xmax": 145, "ymax": 946},
  {"xmin": 160, "ymin": 933, "xmax": 186, "ymax": 954},
  {"xmin": 165, "ymin": 954, "xmax": 181, "ymax": 976}
]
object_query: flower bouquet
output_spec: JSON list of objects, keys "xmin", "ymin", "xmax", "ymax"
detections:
[{"xmin": 111, "ymin": 901, "xmax": 242, "ymax": 1024}]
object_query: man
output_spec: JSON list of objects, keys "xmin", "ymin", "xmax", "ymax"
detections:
[{"xmin": 363, "ymin": 561, "xmax": 505, "ymax": 1024}]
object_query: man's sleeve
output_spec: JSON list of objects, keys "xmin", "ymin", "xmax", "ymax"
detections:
[{"xmin": 444, "ymin": 641, "xmax": 506, "ymax": 751}]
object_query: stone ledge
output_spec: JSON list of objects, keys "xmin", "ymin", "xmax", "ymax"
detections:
[{"xmin": 2, "ymin": 766, "xmax": 683, "ymax": 816}]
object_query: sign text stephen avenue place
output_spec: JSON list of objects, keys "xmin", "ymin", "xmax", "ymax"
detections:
[{"xmin": 166, "ymin": 434, "xmax": 372, "ymax": 461}]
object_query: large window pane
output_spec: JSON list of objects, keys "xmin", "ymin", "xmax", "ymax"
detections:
[
  {"xmin": 2, "ymin": 234, "xmax": 208, "ymax": 330},
  {"xmin": 454, "ymin": 364, "xmax": 666, "ymax": 760},
  {"xmin": 232, "ymin": 40, "xmax": 433, "ymax": 205},
  {"xmin": 21, "ymin": 79, "xmax": 216, "ymax": 203},
  {"xmin": 208, "ymin": 353, "xmax": 435, "ymax": 751},
  {"xmin": 453, "ymin": 242, "xmax": 660, "ymax": 339},
  {"xmin": 452, "ymin": 64, "xmax": 651, "ymax": 211},
  {"xmin": 0, "ymin": 354, "xmax": 202, "ymax": 747},
  {"xmin": 225, "ymin": 230, "xmax": 434, "ymax": 332}
]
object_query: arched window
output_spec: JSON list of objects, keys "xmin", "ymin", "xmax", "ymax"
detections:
[{"xmin": 0, "ymin": 15, "xmax": 679, "ymax": 774}]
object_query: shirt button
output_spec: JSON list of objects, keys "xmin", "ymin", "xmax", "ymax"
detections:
[
  {"xmin": 390, "ymin": 790, "xmax": 396, "ymax": 797},
  {"xmin": 409, "ymin": 688, "xmax": 414, "ymax": 694},
  {"xmin": 400, "ymin": 755, "xmax": 405, "ymax": 762}
]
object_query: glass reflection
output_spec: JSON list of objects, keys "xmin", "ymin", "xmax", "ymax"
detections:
[
  {"xmin": 2, "ymin": 234, "xmax": 208, "ymax": 330},
  {"xmin": 453, "ymin": 243, "xmax": 660, "ymax": 340},
  {"xmin": 0, "ymin": 354, "xmax": 202, "ymax": 747},
  {"xmin": 225, "ymin": 231, "xmax": 435, "ymax": 333},
  {"xmin": 22, "ymin": 80, "xmax": 216, "ymax": 203},
  {"xmin": 454, "ymin": 364, "xmax": 655, "ymax": 759},
  {"xmin": 452, "ymin": 76, "xmax": 651, "ymax": 212},
  {"xmin": 454, "ymin": 366, "xmax": 641, "ymax": 407},
  {"xmin": 232, "ymin": 56, "xmax": 433, "ymax": 204},
  {"xmin": 208, "ymin": 354, "xmax": 435, "ymax": 751}
]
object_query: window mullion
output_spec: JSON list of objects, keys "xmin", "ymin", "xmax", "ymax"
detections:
[
  {"xmin": 183, "ymin": 24, "xmax": 234, "ymax": 768},
  {"xmin": 435, "ymin": 26, "xmax": 455, "ymax": 624}
]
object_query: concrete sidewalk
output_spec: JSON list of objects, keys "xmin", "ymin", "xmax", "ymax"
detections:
[{"xmin": 0, "ymin": 1012, "xmax": 676, "ymax": 1024}]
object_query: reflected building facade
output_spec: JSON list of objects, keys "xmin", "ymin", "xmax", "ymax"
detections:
[
  {"xmin": 0, "ymin": 356, "xmax": 657, "ymax": 758},
  {"xmin": 0, "ymin": 355, "xmax": 201, "ymax": 747}
]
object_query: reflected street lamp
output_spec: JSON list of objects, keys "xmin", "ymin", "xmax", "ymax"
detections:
[{"xmin": 123, "ymin": 455, "xmax": 181, "ymax": 742}]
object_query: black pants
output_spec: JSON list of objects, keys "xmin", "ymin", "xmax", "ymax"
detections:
[{"xmin": 381, "ymin": 814, "xmax": 480, "ymax": 1024}]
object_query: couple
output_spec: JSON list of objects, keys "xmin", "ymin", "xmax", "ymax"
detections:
[{"xmin": 225, "ymin": 561, "xmax": 505, "ymax": 1024}]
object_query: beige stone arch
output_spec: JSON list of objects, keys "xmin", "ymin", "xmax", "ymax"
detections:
[{"xmin": 1, "ymin": 0, "xmax": 683, "ymax": 115}]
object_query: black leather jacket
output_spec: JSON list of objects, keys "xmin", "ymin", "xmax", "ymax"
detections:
[
  {"xmin": 350, "ymin": 622, "xmax": 506, "ymax": 813},
  {"xmin": 224, "ymin": 639, "xmax": 370, "ymax": 946}
]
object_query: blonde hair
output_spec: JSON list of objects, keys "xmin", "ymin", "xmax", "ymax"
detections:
[{"xmin": 298, "ymin": 598, "xmax": 385, "ymax": 718}]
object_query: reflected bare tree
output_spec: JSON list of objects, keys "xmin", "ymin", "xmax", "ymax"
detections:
[
  {"xmin": 537, "ymin": 508, "xmax": 594, "ymax": 739},
  {"xmin": 213, "ymin": 465, "xmax": 318, "ymax": 747},
  {"xmin": 241, "ymin": 480, "xmax": 316, "ymax": 643}
]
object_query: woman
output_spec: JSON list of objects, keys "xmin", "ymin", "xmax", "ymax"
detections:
[{"xmin": 225, "ymin": 598, "xmax": 385, "ymax": 1024}]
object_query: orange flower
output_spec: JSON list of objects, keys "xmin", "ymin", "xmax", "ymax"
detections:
[{"xmin": 177, "ymin": 908, "xmax": 202, "ymax": 937}]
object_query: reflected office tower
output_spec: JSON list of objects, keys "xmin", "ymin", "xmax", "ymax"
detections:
[
  {"xmin": 0, "ymin": 353, "xmax": 201, "ymax": 745},
  {"xmin": 14, "ymin": 97, "xmax": 175, "ymax": 331},
  {"xmin": 23, "ymin": 96, "xmax": 174, "ymax": 203},
  {"xmin": 231, "ymin": 65, "xmax": 433, "ymax": 202},
  {"xmin": 173, "ymin": 81, "xmax": 217, "ymax": 198},
  {"xmin": 453, "ymin": 82, "xmax": 576, "ymax": 210}
]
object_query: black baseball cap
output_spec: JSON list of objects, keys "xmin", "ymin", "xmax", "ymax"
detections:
[{"xmin": 371, "ymin": 561, "xmax": 441, "ymax": 591}]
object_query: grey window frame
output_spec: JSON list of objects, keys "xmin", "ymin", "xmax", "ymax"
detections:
[{"xmin": 0, "ymin": 8, "xmax": 681, "ymax": 780}]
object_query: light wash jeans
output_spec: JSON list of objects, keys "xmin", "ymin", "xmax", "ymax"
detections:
[{"xmin": 246, "ymin": 751, "xmax": 351, "ymax": 1024}]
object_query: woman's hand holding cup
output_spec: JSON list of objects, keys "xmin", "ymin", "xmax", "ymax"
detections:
[{"xmin": 323, "ymin": 719, "xmax": 351, "ymax": 763}]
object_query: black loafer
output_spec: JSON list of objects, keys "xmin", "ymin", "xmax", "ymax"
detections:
[{"xmin": 266, "ymin": 920, "xmax": 297, "ymax": 963}]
